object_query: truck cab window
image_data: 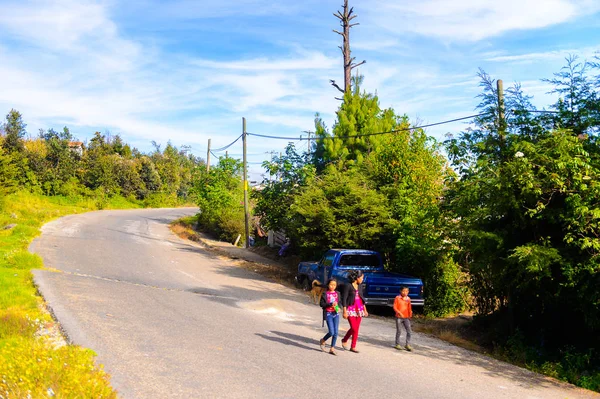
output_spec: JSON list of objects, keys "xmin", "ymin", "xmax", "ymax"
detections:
[
  {"xmin": 322, "ymin": 253, "xmax": 335, "ymax": 268},
  {"xmin": 339, "ymin": 254, "xmax": 379, "ymax": 268}
]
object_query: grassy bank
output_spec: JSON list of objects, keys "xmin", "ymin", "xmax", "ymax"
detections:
[{"xmin": 0, "ymin": 190, "xmax": 187, "ymax": 398}]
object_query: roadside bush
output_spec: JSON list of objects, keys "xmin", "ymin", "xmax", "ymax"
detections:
[
  {"xmin": 143, "ymin": 192, "xmax": 179, "ymax": 208},
  {"xmin": 423, "ymin": 256, "xmax": 469, "ymax": 317},
  {"xmin": 288, "ymin": 167, "xmax": 394, "ymax": 258},
  {"xmin": 194, "ymin": 158, "xmax": 246, "ymax": 244}
]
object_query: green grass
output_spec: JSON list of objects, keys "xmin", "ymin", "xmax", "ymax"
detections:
[{"xmin": 0, "ymin": 190, "xmax": 157, "ymax": 398}]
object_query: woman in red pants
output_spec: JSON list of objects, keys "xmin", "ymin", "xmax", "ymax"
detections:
[{"xmin": 341, "ymin": 270, "xmax": 368, "ymax": 353}]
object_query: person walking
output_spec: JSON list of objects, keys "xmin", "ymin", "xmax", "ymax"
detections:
[
  {"xmin": 341, "ymin": 270, "xmax": 368, "ymax": 353},
  {"xmin": 319, "ymin": 279, "xmax": 341, "ymax": 355},
  {"xmin": 393, "ymin": 286, "xmax": 413, "ymax": 351}
]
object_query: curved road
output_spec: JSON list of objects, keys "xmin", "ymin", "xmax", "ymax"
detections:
[{"xmin": 30, "ymin": 208, "xmax": 597, "ymax": 399}]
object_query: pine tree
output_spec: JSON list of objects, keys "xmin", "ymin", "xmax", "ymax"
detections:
[{"xmin": 1, "ymin": 109, "xmax": 26, "ymax": 153}]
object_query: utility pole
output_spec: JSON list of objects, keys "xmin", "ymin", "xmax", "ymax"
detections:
[
  {"xmin": 497, "ymin": 79, "xmax": 506, "ymax": 139},
  {"xmin": 496, "ymin": 78, "xmax": 511, "ymax": 331},
  {"xmin": 330, "ymin": 0, "xmax": 365, "ymax": 97},
  {"xmin": 206, "ymin": 139, "xmax": 211, "ymax": 172},
  {"xmin": 242, "ymin": 118, "xmax": 250, "ymax": 248},
  {"xmin": 303, "ymin": 130, "xmax": 312, "ymax": 156},
  {"xmin": 225, "ymin": 151, "xmax": 228, "ymax": 159}
]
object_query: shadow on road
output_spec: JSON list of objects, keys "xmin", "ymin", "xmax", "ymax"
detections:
[
  {"xmin": 283, "ymin": 316, "xmax": 569, "ymax": 391},
  {"xmin": 255, "ymin": 332, "xmax": 322, "ymax": 353}
]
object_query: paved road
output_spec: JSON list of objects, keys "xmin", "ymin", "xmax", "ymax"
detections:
[{"xmin": 31, "ymin": 209, "xmax": 598, "ymax": 399}]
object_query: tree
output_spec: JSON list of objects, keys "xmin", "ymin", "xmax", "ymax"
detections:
[
  {"xmin": 138, "ymin": 156, "xmax": 162, "ymax": 194},
  {"xmin": 253, "ymin": 143, "xmax": 315, "ymax": 232},
  {"xmin": 288, "ymin": 167, "xmax": 394, "ymax": 258},
  {"xmin": 314, "ymin": 86, "xmax": 404, "ymax": 170},
  {"xmin": 543, "ymin": 55, "xmax": 599, "ymax": 136},
  {"xmin": 111, "ymin": 134, "xmax": 132, "ymax": 158},
  {"xmin": 363, "ymin": 119, "xmax": 465, "ymax": 315},
  {"xmin": 115, "ymin": 159, "xmax": 145, "ymax": 199},
  {"xmin": 1, "ymin": 109, "xmax": 26, "ymax": 153},
  {"xmin": 330, "ymin": 0, "xmax": 365, "ymax": 96},
  {"xmin": 152, "ymin": 142, "xmax": 182, "ymax": 195},
  {"xmin": 194, "ymin": 158, "xmax": 246, "ymax": 243},
  {"xmin": 37, "ymin": 127, "xmax": 79, "ymax": 195},
  {"xmin": 445, "ymin": 68, "xmax": 600, "ymax": 350},
  {"xmin": 0, "ymin": 146, "xmax": 18, "ymax": 199}
]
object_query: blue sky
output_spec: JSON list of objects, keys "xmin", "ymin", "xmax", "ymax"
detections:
[{"xmin": 1, "ymin": 0, "xmax": 599, "ymax": 180}]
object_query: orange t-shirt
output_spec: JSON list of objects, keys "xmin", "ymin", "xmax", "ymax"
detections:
[{"xmin": 393, "ymin": 295, "xmax": 412, "ymax": 318}]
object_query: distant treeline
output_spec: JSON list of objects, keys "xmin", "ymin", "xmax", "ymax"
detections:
[{"xmin": 0, "ymin": 113, "xmax": 204, "ymax": 207}]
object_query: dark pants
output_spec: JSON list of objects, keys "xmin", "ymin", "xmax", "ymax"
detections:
[
  {"xmin": 322, "ymin": 312, "xmax": 340, "ymax": 347},
  {"xmin": 342, "ymin": 316, "xmax": 362, "ymax": 349},
  {"xmin": 396, "ymin": 318, "xmax": 412, "ymax": 346}
]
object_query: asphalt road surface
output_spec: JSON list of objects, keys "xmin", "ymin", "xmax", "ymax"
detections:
[{"xmin": 30, "ymin": 208, "xmax": 598, "ymax": 399}]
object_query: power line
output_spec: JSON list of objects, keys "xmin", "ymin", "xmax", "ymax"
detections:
[
  {"xmin": 246, "ymin": 132, "xmax": 305, "ymax": 141},
  {"xmin": 247, "ymin": 113, "xmax": 489, "ymax": 141},
  {"xmin": 210, "ymin": 150, "xmax": 270, "ymax": 165},
  {"xmin": 246, "ymin": 109, "xmax": 563, "ymax": 141},
  {"xmin": 207, "ymin": 109, "xmax": 562, "ymax": 158},
  {"xmin": 513, "ymin": 110, "xmax": 560, "ymax": 114},
  {"xmin": 212, "ymin": 134, "xmax": 243, "ymax": 152}
]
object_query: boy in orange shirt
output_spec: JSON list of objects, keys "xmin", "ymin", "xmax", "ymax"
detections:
[{"xmin": 393, "ymin": 286, "xmax": 413, "ymax": 351}]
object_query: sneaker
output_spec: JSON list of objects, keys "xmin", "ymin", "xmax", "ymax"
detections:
[
  {"xmin": 329, "ymin": 349, "xmax": 337, "ymax": 356},
  {"xmin": 394, "ymin": 344, "xmax": 403, "ymax": 350},
  {"xmin": 342, "ymin": 341, "xmax": 349, "ymax": 350},
  {"xmin": 319, "ymin": 339, "xmax": 326, "ymax": 352},
  {"xmin": 405, "ymin": 345, "xmax": 413, "ymax": 352}
]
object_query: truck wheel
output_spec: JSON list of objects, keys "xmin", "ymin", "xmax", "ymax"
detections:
[{"xmin": 303, "ymin": 278, "xmax": 312, "ymax": 291}]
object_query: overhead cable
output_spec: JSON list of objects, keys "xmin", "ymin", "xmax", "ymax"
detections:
[
  {"xmin": 212, "ymin": 134, "xmax": 243, "ymax": 152},
  {"xmin": 246, "ymin": 113, "xmax": 489, "ymax": 141}
]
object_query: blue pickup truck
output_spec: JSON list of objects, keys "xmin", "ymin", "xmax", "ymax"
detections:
[{"xmin": 296, "ymin": 249, "xmax": 424, "ymax": 307}]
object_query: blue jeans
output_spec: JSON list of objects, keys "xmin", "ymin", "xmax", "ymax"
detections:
[{"xmin": 322, "ymin": 312, "xmax": 340, "ymax": 347}]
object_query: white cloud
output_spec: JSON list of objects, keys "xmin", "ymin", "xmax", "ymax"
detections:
[
  {"xmin": 192, "ymin": 52, "xmax": 337, "ymax": 71},
  {"xmin": 366, "ymin": 0, "xmax": 600, "ymax": 41},
  {"xmin": 0, "ymin": 0, "xmax": 140, "ymax": 69},
  {"xmin": 353, "ymin": 39, "xmax": 405, "ymax": 52},
  {"xmin": 0, "ymin": 0, "xmax": 342, "ymax": 152},
  {"xmin": 485, "ymin": 46, "xmax": 600, "ymax": 63},
  {"xmin": 253, "ymin": 113, "xmax": 316, "ymax": 130},
  {"xmin": 139, "ymin": 0, "xmax": 311, "ymax": 19}
]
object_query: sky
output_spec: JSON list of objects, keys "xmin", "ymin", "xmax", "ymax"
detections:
[{"xmin": 0, "ymin": 0, "xmax": 599, "ymax": 181}]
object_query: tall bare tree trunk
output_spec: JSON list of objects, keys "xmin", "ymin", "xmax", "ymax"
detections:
[{"xmin": 330, "ymin": 0, "xmax": 365, "ymax": 98}]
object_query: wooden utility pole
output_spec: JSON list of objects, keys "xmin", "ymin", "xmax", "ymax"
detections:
[
  {"xmin": 206, "ymin": 139, "xmax": 211, "ymax": 172},
  {"xmin": 242, "ymin": 118, "xmax": 250, "ymax": 248},
  {"xmin": 302, "ymin": 131, "xmax": 313, "ymax": 156},
  {"xmin": 497, "ymin": 79, "xmax": 506, "ymax": 137},
  {"xmin": 330, "ymin": 0, "xmax": 365, "ymax": 96}
]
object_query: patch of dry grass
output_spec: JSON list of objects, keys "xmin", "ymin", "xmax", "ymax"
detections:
[{"xmin": 412, "ymin": 314, "xmax": 487, "ymax": 353}]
